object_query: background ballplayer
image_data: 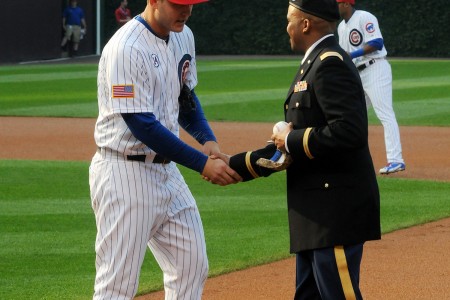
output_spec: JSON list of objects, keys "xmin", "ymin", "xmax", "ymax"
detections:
[
  {"xmin": 336, "ymin": 0, "xmax": 406, "ymax": 174},
  {"xmin": 89, "ymin": 0, "xmax": 240, "ymax": 299}
]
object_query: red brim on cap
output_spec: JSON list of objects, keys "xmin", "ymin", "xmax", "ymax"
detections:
[
  {"xmin": 167, "ymin": 0, "xmax": 209, "ymax": 4},
  {"xmin": 336, "ymin": 0, "xmax": 355, "ymax": 4}
]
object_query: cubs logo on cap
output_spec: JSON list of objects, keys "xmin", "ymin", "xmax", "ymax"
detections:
[{"xmin": 167, "ymin": 0, "xmax": 209, "ymax": 4}]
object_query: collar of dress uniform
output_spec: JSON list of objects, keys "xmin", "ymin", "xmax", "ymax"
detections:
[{"xmin": 301, "ymin": 34, "xmax": 334, "ymax": 65}]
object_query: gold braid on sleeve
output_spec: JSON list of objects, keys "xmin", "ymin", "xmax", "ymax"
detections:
[
  {"xmin": 245, "ymin": 151, "xmax": 260, "ymax": 178},
  {"xmin": 303, "ymin": 127, "xmax": 314, "ymax": 159}
]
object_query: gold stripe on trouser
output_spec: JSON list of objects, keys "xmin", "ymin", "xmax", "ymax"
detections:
[{"xmin": 334, "ymin": 246, "xmax": 357, "ymax": 300}]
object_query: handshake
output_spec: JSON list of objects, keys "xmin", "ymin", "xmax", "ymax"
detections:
[{"xmin": 201, "ymin": 121, "xmax": 293, "ymax": 186}]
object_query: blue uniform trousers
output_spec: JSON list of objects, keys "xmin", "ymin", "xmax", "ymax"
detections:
[{"xmin": 295, "ymin": 243, "xmax": 364, "ymax": 300}]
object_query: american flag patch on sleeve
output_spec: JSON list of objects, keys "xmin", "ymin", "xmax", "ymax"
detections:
[{"xmin": 112, "ymin": 84, "xmax": 134, "ymax": 98}]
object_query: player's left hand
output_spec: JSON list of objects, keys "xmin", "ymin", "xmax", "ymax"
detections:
[{"xmin": 202, "ymin": 140, "xmax": 220, "ymax": 156}]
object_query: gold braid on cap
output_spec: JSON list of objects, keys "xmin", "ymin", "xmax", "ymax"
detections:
[
  {"xmin": 245, "ymin": 151, "xmax": 259, "ymax": 178},
  {"xmin": 303, "ymin": 127, "xmax": 314, "ymax": 159}
]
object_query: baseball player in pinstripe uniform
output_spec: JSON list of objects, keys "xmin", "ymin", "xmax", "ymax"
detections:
[
  {"xmin": 336, "ymin": 0, "xmax": 406, "ymax": 174},
  {"xmin": 89, "ymin": 0, "xmax": 241, "ymax": 299}
]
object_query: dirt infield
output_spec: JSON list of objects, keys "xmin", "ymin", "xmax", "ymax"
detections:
[{"xmin": 1, "ymin": 117, "xmax": 449, "ymax": 299}]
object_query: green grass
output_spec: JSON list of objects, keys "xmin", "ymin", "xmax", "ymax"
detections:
[
  {"xmin": 369, "ymin": 60, "xmax": 450, "ymax": 126},
  {"xmin": 0, "ymin": 58, "xmax": 449, "ymax": 298},
  {"xmin": 0, "ymin": 59, "xmax": 449, "ymax": 125},
  {"xmin": 0, "ymin": 64, "xmax": 98, "ymax": 118},
  {"xmin": 1, "ymin": 160, "xmax": 449, "ymax": 299},
  {"xmin": 0, "ymin": 160, "xmax": 95, "ymax": 299}
]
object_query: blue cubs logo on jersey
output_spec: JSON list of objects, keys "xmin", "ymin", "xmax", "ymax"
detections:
[
  {"xmin": 178, "ymin": 54, "xmax": 192, "ymax": 86},
  {"xmin": 365, "ymin": 23, "xmax": 375, "ymax": 33},
  {"xmin": 349, "ymin": 29, "xmax": 363, "ymax": 46}
]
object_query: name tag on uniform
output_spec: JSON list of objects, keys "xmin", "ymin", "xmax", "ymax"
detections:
[{"xmin": 294, "ymin": 81, "xmax": 308, "ymax": 93}]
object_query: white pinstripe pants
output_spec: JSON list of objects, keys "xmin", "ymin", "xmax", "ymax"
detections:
[
  {"xmin": 89, "ymin": 153, "xmax": 208, "ymax": 300},
  {"xmin": 359, "ymin": 58, "xmax": 404, "ymax": 164}
]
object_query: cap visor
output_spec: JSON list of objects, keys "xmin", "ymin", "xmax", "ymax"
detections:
[{"xmin": 167, "ymin": 0, "xmax": 209, "ymax": 4}]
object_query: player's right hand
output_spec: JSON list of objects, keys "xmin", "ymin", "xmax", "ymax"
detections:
[
  {"xmin": 210, "ymin": 152, "xmax": 230, "ymax": 165},
  {"xmin": 202, "ymin": 157, "xmax": 242, "ymax": 186}
]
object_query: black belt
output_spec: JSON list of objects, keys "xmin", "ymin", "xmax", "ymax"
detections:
[
  {"xmin": 357, "ymin": 59, "xmax": 376, "ymax": 71},
  {"xmin": 97, "ymin": 147, "xmax": 171, "ymax": 164},
  {"xmin": 127, "ymin": 154, "xmax": 171, "ymax": 164}
]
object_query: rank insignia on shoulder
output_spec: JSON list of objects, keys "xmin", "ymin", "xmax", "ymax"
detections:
[
  {"xmin": 320, "ymin": 51, "xmax": 343, "ymax": 61},
  {"xmin": 294, "ymin": 81, "xmax": 308, "ymax": 93}
]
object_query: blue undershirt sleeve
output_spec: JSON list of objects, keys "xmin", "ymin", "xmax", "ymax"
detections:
[
  {"xmin": 178, "ymin": 90, "xmax": 217, "ymax": 145},
  {"xmin": 366, "ymin": 38, "xmax": 383, "ymax": 51},
  {"xmin": 121, "ymin": 112, "xmax": 208, "ymax": 173},
  {"xmin": 350, "ymin": 48, "xmax": 364, "ymax": 59}
]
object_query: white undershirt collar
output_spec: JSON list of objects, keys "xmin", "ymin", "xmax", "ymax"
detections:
[{"xmin": 301, "ymin": 34, "xmax": 334, "ymax": 65}]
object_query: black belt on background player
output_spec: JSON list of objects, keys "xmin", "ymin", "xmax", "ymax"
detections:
[{"xmin": 357, "ymin": 59, "xmax": 376, "ymax": 71}]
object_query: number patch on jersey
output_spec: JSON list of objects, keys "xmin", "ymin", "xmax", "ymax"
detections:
[
  {"xmin": 349, "ymin": 29, "xmax": 363, "ymax": 46},
  {"xmin": 151, "ymin": 54, "xmax": 160, "ymax": 67}
]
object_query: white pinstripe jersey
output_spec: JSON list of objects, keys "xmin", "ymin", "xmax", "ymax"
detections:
[
  {"xmin": 337, "ymin": 10, "xmax": 387, "ymax": 66},
  {"xmin": 95, "ymin": 18, "xmax": 198, "ymax": 156}
]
